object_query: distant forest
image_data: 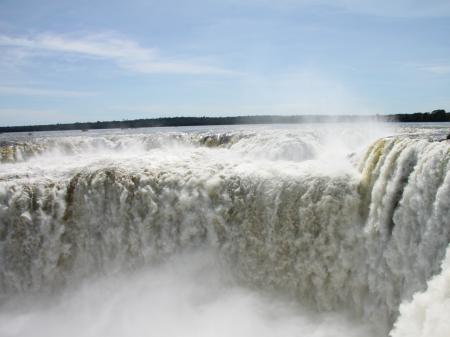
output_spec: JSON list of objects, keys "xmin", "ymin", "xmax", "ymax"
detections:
[{"xmin": 0, "ymin": 109, "xmax": 449, "ymax": 133}]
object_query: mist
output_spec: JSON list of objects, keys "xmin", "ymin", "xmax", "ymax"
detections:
[{"xmin": 0, "ymin": 251, "xmax": 377, "ymax": 337}]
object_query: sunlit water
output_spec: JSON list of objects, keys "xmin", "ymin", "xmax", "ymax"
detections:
[{"xmin": 0, "ymin": 122, "xmax": 449, "ymax": 337}]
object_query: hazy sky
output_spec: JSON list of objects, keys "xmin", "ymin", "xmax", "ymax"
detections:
[{"xmin": 0, "ymin": 0, "xmax": 449, "ymax": 125}]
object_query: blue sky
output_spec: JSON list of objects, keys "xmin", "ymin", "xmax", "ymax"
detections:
[{"xmin": 0, "ymin": 0, "xmax": 449, "ymax": 125}]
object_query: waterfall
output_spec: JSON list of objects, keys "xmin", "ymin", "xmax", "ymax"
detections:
[{"xmin": 0, "ymin": 125, "xmax": 449, "ymax": 336}]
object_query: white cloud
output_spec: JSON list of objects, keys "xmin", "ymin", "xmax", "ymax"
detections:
[
  {"xmin": 0, "ymin": 108, "xmax": 71, "ymax": 126},
  {"xmin": 112, "ymin": 102, "xmax": 370, "ymax": 117},
  {"xmin": 0, "ymin": 85, "xmax": 95, "ymax": 97},
  {"xmin": 405, "ymin": 62, "xmax": 450, "ymax": 75},
  {"xmin": 259, "ymin": 0, "xmax": 450, "ymax": 17},
  {"xmin": 237, "ymin": 70, "xmax": 379, "ymax": 115},
  {"xmin": 331, "ymin": 0, "xmax": 450, "ymax": 17},
  {"xmin": 419, "ymin": 65, "xmax": 450, "ymax": 75},
  {"xmin": 0, "ymin": 33, "xmax": 233, "ymax": 75},
  {"xmin": 111, "ymin": 70, "xmax": 380, "ymax": 117}
]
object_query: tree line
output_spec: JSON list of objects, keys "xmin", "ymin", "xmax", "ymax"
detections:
[{"xmin": 0, "ymin": 109, "xmax": 448, "ymax": 133}]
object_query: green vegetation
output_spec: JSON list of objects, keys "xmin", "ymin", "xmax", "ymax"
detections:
[{"xmin": 0, "ymin": 110, "xmax": 449, "ymax": 133}]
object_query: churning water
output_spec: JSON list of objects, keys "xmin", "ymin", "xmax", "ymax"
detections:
[{"xmin": 0, "ymin": 123, "xmax": 449, "ymax": 337}]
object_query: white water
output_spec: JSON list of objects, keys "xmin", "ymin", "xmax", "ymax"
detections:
[
  {"xmin": 0, "ymin": 123, "xmax": 449, "ymax": 337},
  {"xmin": 391, "ymin": 247, "xmax": 450, "ymax": 337},
  {"xmin": 0, "ymin": 252, "xmax": 376, "ymax": 337}
]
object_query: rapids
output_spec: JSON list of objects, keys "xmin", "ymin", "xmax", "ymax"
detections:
[{"xmin": 0, "ymin": 123, "xmax": 449, "ymax": 337}]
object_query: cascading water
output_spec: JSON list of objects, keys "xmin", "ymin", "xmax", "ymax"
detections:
[{"xmin": 0, "ymin": 123, "xmax": 449, "ymax": 337}]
